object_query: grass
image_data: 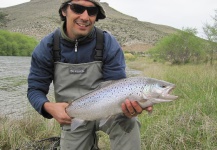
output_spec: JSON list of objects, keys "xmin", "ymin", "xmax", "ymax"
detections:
[
  {"xmin": 0, "ymin": 112, "xmax": 60, "ymax": 150},
  {"xmin": 128, "ymin": 57, "xmax": 217, "ymax": 150},
  {"xmin": 0, "ymin": 57, "xmax": 216, "ymax": 149},
  {"xmin": 0, "ymin": 76, "xmax": 27, "ymax": 91}
]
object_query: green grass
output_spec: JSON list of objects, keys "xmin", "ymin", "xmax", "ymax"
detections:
[
  {"xmin": 128, "ymin": 57, "xmax": 217, "ymax": 150},
  {"xmin": 0, "ymin": 58, "xmax": 216, "ymax": 150},
  {"xmin": 0, "ymin": 76, "xmax": 27, "ymax": 91},
  {"xmin": 0, "ymin": 112, "xmax": 60, "ymax": 150}
]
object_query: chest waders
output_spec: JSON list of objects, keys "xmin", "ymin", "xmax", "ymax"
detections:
[
  {"xmin": 53, "ymin": 28, "xmax": 104, "ymax": 102},
  {"xmin": 53, "ymin": 28, "xmax": 104, "ymax": 150},
  {"xmin": 52, "ymin": 28, "xmax": 141, "ymax": 150}
]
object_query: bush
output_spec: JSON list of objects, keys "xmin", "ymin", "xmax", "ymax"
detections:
[
  {"xmin": 0, "ymin": 30, "xmax": 38, "ymax": 56},
  {"xmin": 124, "ymin": 52, "xmax": 136, "ymax": 61},
  {"xmin": 0, "ymin": 12, "xmax": 8, "ymax": 27},
  {"xmin": 149, "ymin": 31, "xmax": 207, "ymax": 64}
]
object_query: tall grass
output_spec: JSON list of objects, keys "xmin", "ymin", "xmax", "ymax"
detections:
[
  {"xmin": 0, "ymin": 57, "xmax": 216, "ymax": 149},
  {"xmin": 128, "ymin": 57, "xmax": 217, "ymax": 150},
  {"xmin": 0, "ymin": 111, "xmax": 60, "ymax": 150}
]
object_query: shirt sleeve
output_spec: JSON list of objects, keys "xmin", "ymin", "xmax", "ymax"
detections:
[
  {"xmin": 27, "ymin": 35, "xmax": 54, "ymax": 119},
  {"xmin": 102, "ymin": 32, "xmax": 126, "ymax": 81}
]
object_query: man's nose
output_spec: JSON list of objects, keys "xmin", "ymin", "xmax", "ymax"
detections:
[{"xmin": 80, "ymin": 10, "xmax": 89, "ymax": 20}]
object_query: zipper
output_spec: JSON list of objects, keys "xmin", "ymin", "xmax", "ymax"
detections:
[
  {"xmin": 75, "ymin": 40, "xmax": 78, "ymax": 52},
  {"xmin": 74, "ymin": 40, "xmax": 78, "ymax": 63}
]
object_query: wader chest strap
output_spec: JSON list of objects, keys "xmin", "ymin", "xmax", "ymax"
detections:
[
  {"xmin": 53, "ymin": 28, "xmax": 61, "ymax": 62},
  {"xmin": 52, "ymin": 27, "xmax": 104, "ymax": 62},
  {"xmin": 94, "ymin": 28, "xmax": 104, "ymax": 61}
]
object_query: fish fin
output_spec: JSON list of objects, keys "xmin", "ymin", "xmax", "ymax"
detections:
[
  {"xmin": 151, "ymin": 98, "xmax": 173, "ymax": 103},
  {"xmin": 98, "ymin": 80, "xmax": 114, "ymax": 88},
  {"xmin": 71, "ymin": 118, "xmax": 87, "ymax": 131},
  {"xmin": 138, "ymin": 98, "xmax": 173, "ymax": 109},
  {"xmin": 138, "ymin": 100, "xmax": 154, "ymax": 108},
  {"xmin": 99, "ymin": 118, "xmax": 107, "ymax": 127},
  {"xmin": 99, "ymin": 116, "xmax": 116, "ymax": 128},
  {"xmin": 140, "ymin": 99, "xmax": 148, "ymax": 102},
  {"xmin": 99, "ymin": 115, "xmax": 136, "ymax": 133}
]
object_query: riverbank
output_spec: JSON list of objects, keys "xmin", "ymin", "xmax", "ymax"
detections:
[
  {"xmin": 0, "ymin": 56, "xmax": 31, "ymax": 118},
  {"xmin": 0, "ymin": 56, "xmax": 141, "ymax": 119},
  {"xmin": 0, "ymin": 56, "xmax": 55, "ymax": 119}
]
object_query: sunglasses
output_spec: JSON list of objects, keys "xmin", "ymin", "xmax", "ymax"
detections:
[{"xmin": 68, "ymin": 3, "xmax": 98, "ymax": 16}]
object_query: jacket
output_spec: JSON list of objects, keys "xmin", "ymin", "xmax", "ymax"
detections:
[{"xmin": 27, "ymin": 26, "xmax": 126, "ymax": 118}]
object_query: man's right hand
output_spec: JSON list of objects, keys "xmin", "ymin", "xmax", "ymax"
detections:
[{"xmin": 43, "ymin": 102, "xmax": 72, "ymax": 124}]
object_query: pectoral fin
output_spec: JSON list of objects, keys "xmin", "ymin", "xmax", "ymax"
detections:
[
  {"xmin": 71, "ymin": 118, "xmax": 87, "ymax": 131},
  {"xmin": 99, "ymin": 115, "xmax": 116, "ymax": 128}
]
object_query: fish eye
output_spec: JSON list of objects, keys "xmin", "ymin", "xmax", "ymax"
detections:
[{"xmin": 160, "ymin": 85, "xmax": 166, "ymax": 88}]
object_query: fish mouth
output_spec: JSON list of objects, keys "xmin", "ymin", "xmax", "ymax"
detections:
[{"xmin": 162, "ymin": 86, "xmax": 178, "ymax": 101}]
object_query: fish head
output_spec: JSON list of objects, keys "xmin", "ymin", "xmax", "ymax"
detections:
[{"xmin": 142, "ymin": 78, "xmax": 178, "ymax": 104}]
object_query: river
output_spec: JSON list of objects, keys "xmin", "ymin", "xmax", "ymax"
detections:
[
  {"xmin": 0, "ymin": 56, "xmax": 141, "ymax": 119},
  {"xmin": 0, "ymin": 56, "xmax": 34, "ymax": 119}
]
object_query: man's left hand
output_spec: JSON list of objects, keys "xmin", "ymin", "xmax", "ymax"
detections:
[{"xmin": 121, "ymin": 99, "xmax": 153, "ymax": 118}]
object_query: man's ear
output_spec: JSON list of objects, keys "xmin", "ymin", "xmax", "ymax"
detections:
[{"xmin": 62, "ymin": 10, "xmax": 67, "ymax": 17}]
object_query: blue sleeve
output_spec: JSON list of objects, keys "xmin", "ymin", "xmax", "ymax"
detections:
[
  {"xmin": 103, "ymin": 32, "xmax": 126, "ymax": 80},
  {"xmin": 27, "ymin": 34, "xmax": 54, "ymax": 119}
]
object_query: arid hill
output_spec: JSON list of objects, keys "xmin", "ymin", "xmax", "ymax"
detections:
[{"xmin": 0, "ymin": 0, "xmax": 178, "ymax": 51}]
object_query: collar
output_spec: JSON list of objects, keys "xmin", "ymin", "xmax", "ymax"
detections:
[{"xmin": 60, "ymin": 21, "xmax": 95, "ymax": 45}]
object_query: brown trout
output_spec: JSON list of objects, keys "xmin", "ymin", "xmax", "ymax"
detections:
[{"xmin": 66, "ymin": 77, "xmax": 178, "ymax": 130}]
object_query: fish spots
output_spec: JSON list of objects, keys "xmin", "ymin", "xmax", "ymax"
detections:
[{"xmin": 66, "ymin": 77, "xmax": 177, "ymax": 120}]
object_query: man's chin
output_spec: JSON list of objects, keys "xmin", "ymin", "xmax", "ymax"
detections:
[
  {"xmin": 76, "ymin": 27, "xmax": 93, "ymax": 36},
  {"xmin": 77, "ymin": 31, "xmax": 89, "ymax": 37}
]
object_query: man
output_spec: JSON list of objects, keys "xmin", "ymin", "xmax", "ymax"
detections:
[{"xmin": 27, "ymin": 0, "xmax": 153, "ymax": 149}]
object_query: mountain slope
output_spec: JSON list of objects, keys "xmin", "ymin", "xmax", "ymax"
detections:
[{"xmin": 0, "ymin": 0, "xmax": 178, "ymax": 49}]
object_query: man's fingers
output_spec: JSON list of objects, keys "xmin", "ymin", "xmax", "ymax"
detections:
[
  {"xmin": 125, "ymin": 99, "xmax": 137, "ymax": 115},
  {"xmin": 144, "ymin": 106, "xmax": 153, "ymax": 115},
  {"xmin": 121, "ymin": 99, "xmax": 140, "ymax": 118},
  {"xmin": 122, "ymin": 99, "xmax": 154, "ymax": 118},
  {"xmin": 131, "ymin": 101, "xmax": 143, "ymax": 114},
  {"xmin": 121, "ymin": 102, "xmax": 131, "ymax": 117},
  {"xmin": 121, "ymin": 102, "xmax": 134, "ymax": 118},
  {"xmin": 144, "ymin": 106, "xmax": 153, "ymax": 112}
]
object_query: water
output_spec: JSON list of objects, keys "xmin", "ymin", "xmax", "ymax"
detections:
[
  {"xmin": 0, "ymin": 56, "xmax": 32, "ymax": 119},
  {"xmin": 0, "ymin": 56, "xmax": 141, "ymax": 119}
]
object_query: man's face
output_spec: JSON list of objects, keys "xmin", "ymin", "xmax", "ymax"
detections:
[{"xmin": 62, "ymin": 0, "xmax": 98, "ymax": 40}]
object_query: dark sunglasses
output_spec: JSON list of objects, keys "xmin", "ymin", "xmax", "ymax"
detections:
[{"xmin": 68, "ymin": 3, "xmax": 98, "ymax": 16}]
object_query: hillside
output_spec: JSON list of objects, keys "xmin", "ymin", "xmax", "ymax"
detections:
[{"xmin": 0, "ymin": 0, "xmax": 178, "ymax": 50}]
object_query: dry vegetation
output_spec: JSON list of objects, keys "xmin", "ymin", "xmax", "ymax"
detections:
[
  {"xmin": 1, "ymin": 57, "xmax": 216, "ymax": 149},
  {"xmin": 0, "ymin": 0, "xmax": 177, "ymax": 47}
]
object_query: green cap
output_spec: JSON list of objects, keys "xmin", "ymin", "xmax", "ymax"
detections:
[{"xmin": 61, "ymin": 0, "xmax": 106, "ymax": 20}]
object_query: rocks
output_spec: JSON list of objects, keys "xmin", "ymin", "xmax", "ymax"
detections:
[{"xmin": 0, "ymin": 56, "xmax": 54, "ymax": 119}]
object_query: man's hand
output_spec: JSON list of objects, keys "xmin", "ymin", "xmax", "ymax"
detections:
[
  {"xmin": 43, "ymin": 102, "xmax": 72, "ymax": 124},
  {"xmin": 121, "ymin": 99, "xmax": 153, "ymax": 118}
]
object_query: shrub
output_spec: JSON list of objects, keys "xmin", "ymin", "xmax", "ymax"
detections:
[
  {"xmin": 0, "ymin": 30, "xmax": 38, "ymax": 56},
  {"xmin": 124, "ymin": 52, "xmax": 136, "ymax": 61}
]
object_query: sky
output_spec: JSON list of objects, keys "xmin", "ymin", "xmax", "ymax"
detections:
[
  {"xmin": 0, "ymin": 0, "xmax": 216, "ymax": 38},
  {"xmin": 0, "ymin": 0, "xmax": 30, "ymax": 8}
]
